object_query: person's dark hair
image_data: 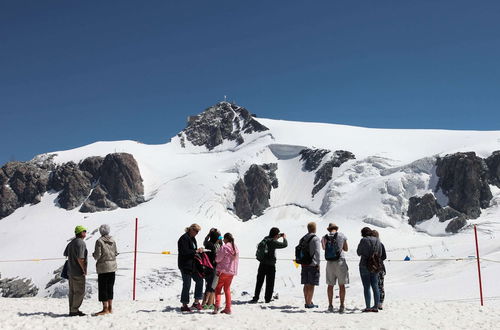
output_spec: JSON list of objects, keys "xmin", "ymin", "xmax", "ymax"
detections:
[
  {"xmin": 361, "ymin": 227, "xmax": 373, "ymax": 237},
  {"xmin": 204, "ymin": 227, "xmax": 218, "ymax": 245},
  {"xmin": 269, "ymin": 227, "xmax": 280, "ymax": 238},
  {"xmin": 209, "ymin": 229, "xmax": 220, "ymax": 243},
  {"xmin": 224, "ymin": 232, "xmax": 235, "ymax": 253}
]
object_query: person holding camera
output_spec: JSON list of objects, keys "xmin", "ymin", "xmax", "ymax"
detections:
[{"xmin": 249, "ymin": 227, "xmax": 288, "ymax": 304}]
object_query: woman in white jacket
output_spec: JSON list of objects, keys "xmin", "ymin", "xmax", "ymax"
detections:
[{"xmin": 93, "ymin": 224, "xmax": 118, "ymax": 316}]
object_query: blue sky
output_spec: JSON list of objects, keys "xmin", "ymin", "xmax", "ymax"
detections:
[{"xmin": 1, "ymin": 1, "xmax": 500, "ymax": 164}]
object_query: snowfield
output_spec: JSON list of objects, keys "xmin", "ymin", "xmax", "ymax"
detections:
[
  {"xmin": 2, "ymin": 113, "xmax": 500, "ymax": 329},
  {"xmin": 1, "ymin": 296, "xmax": 499, "ymax": 330}
]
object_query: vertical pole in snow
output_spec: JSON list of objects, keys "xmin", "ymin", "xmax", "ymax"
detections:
[
  {"xmin": 133, "ymin": 217, "xmax": 138, "ymax": 301},
  {"xmin": 474, "ymin": 224, "xmax": 484, "ymax": 306}
]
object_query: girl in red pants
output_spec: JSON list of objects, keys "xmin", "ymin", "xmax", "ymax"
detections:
[{"xmin": 213, "ymin": 233, "xmax": 239, "ymax": 314}]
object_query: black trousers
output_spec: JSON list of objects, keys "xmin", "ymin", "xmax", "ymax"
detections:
[
  {"xmin": 98, "ymin": 272, "xmax": 115, "ymax": 302},
  {"xmin": 253, "ymin": 263, "xmax": 276, "ymax": 302}
]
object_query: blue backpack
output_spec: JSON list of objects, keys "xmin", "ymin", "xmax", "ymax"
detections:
[{"xmin": 324, "ymin": 233, "xmax": 341, "ymax": 261}]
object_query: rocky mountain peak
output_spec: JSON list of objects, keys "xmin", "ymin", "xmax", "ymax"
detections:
[{"xmin": 178, "ymin": 102, "xmax": 269, "ymax": 150}]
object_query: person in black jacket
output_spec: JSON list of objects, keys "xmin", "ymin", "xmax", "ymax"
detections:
[
  {"xmin": 249, "ymin": 227, "xmax": 288, "ymax": 304},
  {"xmin": 178, "ymin": 223, "xmax": 204, "ymax": 312},
  {"xmin": 201, "ymin": 228, "xmax": 221, "ymax": 309}
]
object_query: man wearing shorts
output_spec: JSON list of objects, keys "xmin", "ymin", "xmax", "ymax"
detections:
[
  {"xmin": 321, "ymin": 223, "xmax": 349, "ymax": 313},
  {"xmin": 300, "ymin": 222, "xmax": 321, "ymax": 308}
]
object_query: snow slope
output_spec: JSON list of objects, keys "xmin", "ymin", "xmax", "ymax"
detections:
[{"xmin": 1, "ymin": 115, "xmax": 500, "ymax": 328}]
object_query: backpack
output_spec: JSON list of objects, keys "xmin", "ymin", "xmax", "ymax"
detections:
[
  {"xmin": 295, "ymin": 235, "xmax": 315, "ymax": 265},
  {"xmin": 366, "ymin": 241, "xmax": 382, "ymax": 273},
  {"xmin": 193, "ymin": 252, "xmax": 214, "ymax": 278},
  {"xmin": 324, "ymin": 233, "xmax": 341, "ymax": 261},
  {"xmin": 256, "ymin": 237, "xmax": 271, "ymax": 262}
]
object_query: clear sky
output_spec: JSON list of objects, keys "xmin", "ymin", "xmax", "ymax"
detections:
[{"xmin": 1, "ymin": 1, "xmax": 500, "ymax": 165}]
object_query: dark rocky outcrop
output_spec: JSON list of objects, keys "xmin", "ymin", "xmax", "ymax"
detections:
[
  {"xmin": 445, "ymin": 216, "xmax": 468, "ymax": 233},
  {"xmin": 0, "ymin": 153, "xmax": 144, "ymax": 219},
  {"xmin": 45, "ymin": 265, "xmax": 66, "ymax": 289},
  {"xmin": 408, "ymin": 193, "xmax": 441, "ymax": 226},
  {"xmin": 79, "ymin": 186, "xmax": 118, "ymax": 213},
  {"xmin": 299, "ymin": 148, "xmax": 330, "ymax": 171},
  {"xmin": 3, "ymin": 162, "xmax": 51, "ymax": 205},
  {"xmin": 53, "ymin": 162, "xmax": 92, "ymax": 210},
  {"xmin": 98, "ymin": 153, "xmax": 144, "ymax": 209},
  {"xmin": 311, "ymin": 150, "xmax": 355, "ymax": 196},
  {"xmin": 435, "ymin": 152, "xmax": 492, "ymax": 219},
  {"xmin": 79, "ymin": 156, "xmax": 104, "ymax": 181},
  {"xmin": 486, "ymin": 151, "xmax": 500, "ymax": 187},
  {"xmin": 0, "ymin": 274, "xmax": 39, "ymax": 298},
  {"xmin": 233, "ymin": 179, "xmax": 252, "ymax": 221},
  {"xmin": 407, "ymin": 193, "xmax": 468, "ymax": 233},
  {"xmin": 233, "ymin": 163, "xmax": 278, "ymax": 221},
  {"xmin": 178, "ymin": 102, "xmax": 269, "ymax": 150}
]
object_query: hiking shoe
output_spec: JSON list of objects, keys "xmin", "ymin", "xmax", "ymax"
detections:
[
  {"xmin": 338, "ymin": 305, "xmax": 345, "ymax": 314},
  {"xmin": 203, "ymin": 304, "xmax": 215, "ymax": 310},
  {"xmin": 305, "ymin": 303, "xmax": 318, "ymax": 309},
  {"xmin": 191, "ymin": 302, "xmax": 202, "ymax": 311},
  {"xmin": 327, "ymin": 305, "xmax": 334, "ymax": 312},
  {"xmin": 221, "ymin": 309, "xmax": 232, "ymax": 315},
  {"xmin": 265, "ymin": 299, "xmax": 274, "ymax": 303},
  {"xmin": 212, "ymin": 307, "xmax": 220, "ymax": 315},
  {"xmin": 180, "ymin": 305, "xmax": 192, "ymax": 312},
  {"xmin": 248, "ymin": 298, "xmax": 259, "ymax": 304},
  {"xmin": 69, "ymin": 311, "xmax": 86, "ymax": 317}
]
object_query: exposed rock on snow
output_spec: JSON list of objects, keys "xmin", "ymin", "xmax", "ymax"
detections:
[
  {"xmin": 0, "ymin": 161, "xmax": 52, "ymax": 218},
  {"xmin": 0, "ymin": 153, "xmax": 144, "ymax": 217},
  {"xmin": 299, "ymin": 148, "xmax": 330, "ymax": 171},
  {"xmin": 233, "ymin": 163, "xmax": 278, "ymax": 221},
  {"xmin": 98, "ymin": 153, "xmax": 144, "ymax": 209},
  {"xmin": 0, "ymin": 274, "xmax": 38, "ymax": 298},
  {"xmin": 407, "ymin": 193, "xmax": 468, "ymax": 233},
  {"xmin": 312, "ymin": 150, "xmax": 355, "ymax": 196},
  {"xmin": 486, "ymin": 150, "xmax": 500, "ymax": 187},
  {"xmin": 53, "ymin": 162, "xmax": 93, "ymax": 210},
  {"xmin": 178, "ymin": 102, "xmax": 269, "ymax": 150},
  {"xmin": 436, "ymin": 152, "xmax": 492, "ymax": 219}
]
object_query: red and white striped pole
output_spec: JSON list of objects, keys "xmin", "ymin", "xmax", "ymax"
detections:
[
  {"xmin": 133, "ymin": 217, "xmax": 138, "ymax": 301},
  {"xmin": 474, "ymin": 224, "xmax": 484, "ymax": 306}
]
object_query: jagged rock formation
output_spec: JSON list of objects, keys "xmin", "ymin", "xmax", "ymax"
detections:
[
  {"xmin": 408, "ymin": 193, "xmax": 441, "ymax": 226},
  {"xmin": 299, "ymin": 148, "xmax": 330, "ymax": 171},
  {"xmin": 435, "ymin": 152, "xmax": 492, "ymax": 219},
  {"xmin": 486, "ymin": 151, "xmax": 500, "ymax": 187},
  {"xmin": 299, "ymin": 149, "xmax": 355, "ymax": 196},
  {"xmin": 0, "ymin": 161, "xmax": 53, "ymax": 218},
  {"xmin": 45, "ymin": 265, "xmax": 65, "ymax": 289},
  {"xmin": 178, "ymin": 102, "xmax": 269, "ymax": 150},
  {"xmin": 233, "ymin": 163, "xmax": 278, "ymax": 221},
  {"xmin": 407, "ymin": 193, "xmax": 468, "ymax": 233},
  {"xmin": 0, "ymin": 153, "xmax": 144, "ymax": 219},
  {"xmin": 0, "ymin": 274, "xmax": 39, "ymax": 298}
]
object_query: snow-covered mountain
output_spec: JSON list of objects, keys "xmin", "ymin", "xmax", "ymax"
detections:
[{"xmin": 1, "ymin": 101, "xmax": 500, "ymax": 305}]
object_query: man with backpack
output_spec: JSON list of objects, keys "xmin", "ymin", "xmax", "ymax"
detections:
[
  {"xmin": 296, "ymin": 222, "xmax": 321, "ymax": 308},
  {"xmin": 249, "ymin": 227, "xmax": 287, "ymax": 304},
  {"xmin": 321, "ymin": 223, "xmax": 348, "ymax": 313}
]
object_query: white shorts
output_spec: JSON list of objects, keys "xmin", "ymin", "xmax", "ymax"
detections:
[{"xmin": 326, "ymin": 258, "xmax": 349, "ymax": 286}]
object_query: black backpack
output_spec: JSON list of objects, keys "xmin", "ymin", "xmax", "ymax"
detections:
[
  {"xmin": 366, "ymin": 241, "xmax": 382, "ymax": 273},
  {"xmin": 256, "ymin": 237, "xmax": 271, "ymax": 262},
  {"xmin": 324, "ymin": 233, "xmax": 341, "ymax": 261},
  {"xmin": 295, "ymin": 235, "xmax": 315, "ymax": 265}
]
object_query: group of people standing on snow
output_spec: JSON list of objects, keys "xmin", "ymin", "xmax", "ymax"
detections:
[{"xmin": 178, "ymin": 221, "xmax": 387, "ymax": 314}]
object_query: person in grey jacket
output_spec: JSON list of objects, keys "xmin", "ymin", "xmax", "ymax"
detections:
[
  {"xmin": 356, "ymin": 227, "xmax": 383, "ymax": 312},
  {"xmin": 300, "ymin": 222, "xmax": 321, "ymax": 309},
  {"xmin": 93, "ymin": 224, "xmax": 118, "ymax": 316}
]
